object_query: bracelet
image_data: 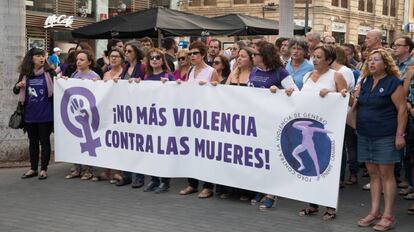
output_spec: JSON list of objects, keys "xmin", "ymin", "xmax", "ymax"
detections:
[{"xmin": 396, "ymin": 133, "xmax": 406, "ymax": 138}]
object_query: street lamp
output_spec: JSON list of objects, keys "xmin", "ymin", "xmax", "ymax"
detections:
[
  {"xmin": 262, "ymin": 2, "xmax": 278, "ymax": 19},
  {"xmin": 304, "ymin": 0, "xmax": 309, "ymax": 34}
]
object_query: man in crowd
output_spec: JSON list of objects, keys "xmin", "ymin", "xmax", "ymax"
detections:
[
  {"xmin": 342, "ymin": 43, "xmax": 359, "ymax": 67},
  {"xmin": 48, "ymin": 47, "xmax": 61, "ymax": 70},
  {"xmin": 276, "ymin": 37, "xmax": 290, "ymax": 66},
  {"xmin": 205, "ymin": 39, "xmax": 221, "ymax": 66},
  {"xmin": 323, "ymin": 35, "xmax": 336, "ymax": 46},
  {"xmin": 141, "ymin": 37, "xmax": 154, "ymax": 50},
  {"xmin": 364, "ymin": 29, "xmax": 383, "ymax": 52},
  {"xmin": 252, "ymin": 36, "xmax": 266, "ymax": 50},
  {"xmin": 305, "ymin": 32, "xmax": 323, "ymax": 59},
  {"xmin": 163, "ymin": 37, "xmax": 178, "ymax": 72},
  {"xmin": 392, "ymin": 36, "xmax": 414, "ymax": 80}
]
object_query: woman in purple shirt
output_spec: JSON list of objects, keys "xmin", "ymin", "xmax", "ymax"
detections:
[{"xmin": 14, "ymin": 48, "xmax": 55, "ymax": 180}]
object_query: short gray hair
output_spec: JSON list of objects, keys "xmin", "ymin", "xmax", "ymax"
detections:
[
  {"xmin": 306, "ymin": 32, "xmax": 321, "ymax": 42},
  {"xmin": 289, "ymin": 38, "xmax": 309, "ymax": 55}
]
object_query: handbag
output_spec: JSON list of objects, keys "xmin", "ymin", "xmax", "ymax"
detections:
[{"xmin": 8, "ymin": 102, "xmax": 24, "ymax": 129}]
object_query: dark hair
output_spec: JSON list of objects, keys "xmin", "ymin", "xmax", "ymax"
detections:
[
  {"xmin": 395, "ymin": 36, "xmax": 414, "ymax": 52},
  {"xmin": 256, "ymin": 41, "xmax": 284, "ymax": 70},
  {"xmin": 107, "ymin": 39, "xmax": 123, "ymax": 53},
  {"xmin": 189, "ymin": 40, "xmax": 207, "ymax": 57},
  {"xmin": 275, "ymin": 37, "xmax": 289, "ymax": 49},
  {"xmin": 334, "ymin": 46, "xmax": 351, "ymax": 68},
  {"xmin": 314, "ymin": 45, "xmax": 336, "ymax": 65},
  {"xmin": 215, "ymin": 55, "xmax": 231, "ymax": 78},
  {"xmin": 65, "ymin": 49, "xmax": 77, "ymax": 69},
  {"xmin": 163, "ymin": 37, "xmax": 176, "ymax": 50},
  {"xmin": 289, "ymin": 38, "xmax": 309, "ymax": 55},
  {"xmin": 76, "ymin": 49, "xmax": 96, "ymax": 68},
  {"xmin": 76, "ymin": 42, "xmax": 94, "ymax": 54},
  {"xmin": 19, "ymin": 48, "xmax": 50, "ymax": 76},
  {"xmin": 140, "ymin": 37, "xmax": 153, "ymax": 46},
  {"xmin": 145, "ymin": 48, "xmax": 170, "ymax": 75},
  {"xmin": 208, "ymin": 39, "xmax": 221, "ymax": 50},
  {"xmin": 124, "ymin": 40, "xmax": 144, "ymax": 62},
  {"xmin": 109, "ymin": 48, "xmax": 125, "ymax": 63},
  {"xmin": 235, "ymin": 41, "xmax": 247, "ymax": 50}
]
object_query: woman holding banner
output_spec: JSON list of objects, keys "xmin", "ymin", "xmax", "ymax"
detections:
[
  {"xmin": 225, "ymin": 47, "xmax": 255, "ymax": 86},
  {"xmin": 141, "ymin": 48, "xmax": 174, "ymax": 194},
  {"xmin": 14, "ymin": 48, "xmax": 55, "ymax": 180},
  {"xmin": 172, "ymin": 49, "xmax": 190, "ymax": 81},
  {"xmin": 354, "ymin": 49, "xmax": 406, "ymax": 231},
  {"xmin": 179, "ymin": 41, "xmax": 219, "ymax": 198},
  {"xmin": 297, "ymin": 45, "xmax": 347, "ymax": 220}
]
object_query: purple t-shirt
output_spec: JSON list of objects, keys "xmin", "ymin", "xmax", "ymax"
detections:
[
  {"xmin": 24, "ymin": 73, "xmax": 53, "ymax": 123},
  {"xmin": 70, "ymin": 70, "xmax": 100, "ymax": 80},
  {"xmin": 145, "ymin": 72, "xmax": 175, "ymax": 81},
  {"xmin": 248, "ymin": 67, "xmax": 297, "ymax": 90}
]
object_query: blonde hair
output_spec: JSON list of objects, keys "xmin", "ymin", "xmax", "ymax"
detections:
[
  {"xmin": 361, "ymin": 49, "xmax": 400, "ymax": 79},
  {"xmin": 176, "ymin": 49, "xmax": 189, "ymax": 70}
]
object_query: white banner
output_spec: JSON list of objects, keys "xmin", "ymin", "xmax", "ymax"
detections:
[{"xmin": 54, "ymin": 79, "xmax": 348, "ymax": 208}]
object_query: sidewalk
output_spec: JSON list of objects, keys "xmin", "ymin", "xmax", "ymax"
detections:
[{"xmin": 0, "ymin": 163, "xmax": 412, "ymax": 232}]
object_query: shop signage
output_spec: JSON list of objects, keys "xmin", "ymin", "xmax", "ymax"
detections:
[
  {"xmin": 44, "ymin": 15, "xmax": 74, "ymax": 28},
  {"xmin": 358, "ymin": 26, "xmax": 372, "ymax": 35},
  {"xmin": 332, "ymin": 22, "xmax": 346, "ymax": 33},
  {"xmin": 294, "ymin": 19, "xmax": 312, "ymax": 27}
]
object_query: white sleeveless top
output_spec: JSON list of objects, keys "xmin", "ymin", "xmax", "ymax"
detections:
[
  {"xmin": 187, "ymin": 65, "xmax": 214, "ymax": 82},
  {"xmin": 301, "ymin": 69, "xmax": 337, "ymax": 92}
]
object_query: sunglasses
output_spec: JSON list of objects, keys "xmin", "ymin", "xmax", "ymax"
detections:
[
  {"xmin": 213, "ymin": 61, "xmax": 221, "ymax": 65},
  {"xmin": 124, "ymin": 49, "xmax": 134, "ymax": 53},
  {"xmin": 188, "ymin": 51, "xmax": 201, "ymax": 56},
  {"xmin": 177, "ymin": 56, "xmax": 187, "ymax": 61},
  {"xmin": 150, "ymin": 55, "xmax": 162, "ymax": 61}
]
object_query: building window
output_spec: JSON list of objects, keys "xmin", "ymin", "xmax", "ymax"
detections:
[
  {"xmin": 109, "ymin": 0, "xmax": 132, "ymax": 18},
  {"xmin": 204, "ymin": 0, "xmax": 217, "ymax": 5},
  {"xmin": 189, "ymin": 0, "xmax": 202, "ymax": 6},
  {"xmin": 76, "ymin": 0, "xmax": 95, "ymax": 18},
  {"xmin": 26, "ymin": 0, "xmax": 55, "ymax": 13},
  {"xmin": 341, "ymin": 0, "xmax": 348, "ymax": 8},
  {"xmin": 234, "ymin": 0, "xmax": 247, "ymax": 4},
  {"xmin": 390, "ymin": 0, "xmax": 397, "ymax": 16},
  {"xmin": 358, "ymin": 0, "xmax": 365, "ymax": 11},
  {"xmin": 332, "ymin": 0, "xmax": 347, "ymax": 8},
  {"xmin": 250, "ymin": 0, "xmax": 265, "ymax": 3},
  {"xmin": 383, "ymin": 0, "xmax": 389, "ymax": 15},
  {"xmin": 332, "ymin": 0, "xmax": 339, "ymax": 6},
  {"xmin": 367, "ymin": 0, "xmax": 373, "ymax": 12}
]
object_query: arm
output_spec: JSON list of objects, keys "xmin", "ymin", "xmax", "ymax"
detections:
[
  {"xmin": 210, "ymin": 69, "xmax": 220, "ymax": 83},
  {"xmin": 334, "ymin": 72, "xmax": 348, "ymax": 93},
  {"xmin": 391, "ymin": 84, "xmax": 408, "ymax": 150}
]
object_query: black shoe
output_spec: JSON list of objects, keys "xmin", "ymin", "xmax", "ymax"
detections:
[
  {"xmin": 116, "ymin": 178, "xmax": 132, "ymax": 187},
  {"xmin": 154, "ymin": 183, "xmax": 170, "ymax": 194},
  {"xmin": 21, "ymin": 170, "xmax": 38, "ymax": 179},
  {"xmin": 143, "ymin": 181, "xmax": 159, "ymax": 192},
  {"xmin": 131, "ymin": 179, "xmax": 144, "ymax": 188}
]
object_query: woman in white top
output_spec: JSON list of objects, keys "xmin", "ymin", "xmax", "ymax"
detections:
[
  {"xmin": 330, "ymin": 46, "xmax": 355, "ymax": 92},
  {"xmin": 299, "ymin": 45, "xmax": 347, "ymax": 220},
  {"xmin": 186, "ymin": 41, "xmax": 219, "ymax": 84}
]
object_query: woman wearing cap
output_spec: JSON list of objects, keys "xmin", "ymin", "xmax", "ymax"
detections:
[{"xmin": 14, "ymin": 48, "xmax": 55, "ymax": 180}]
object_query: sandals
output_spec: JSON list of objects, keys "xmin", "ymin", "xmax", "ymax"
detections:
[
  {"xmin": 322, "ymin": 209, "xmax": 336, "ymax": 220},
  {"xmin": 259, "ymin": 195, "xmax": 277, "ymax": 211},
  {"xmin": 38, "ymin": 170, "xmax": 48, "ymax": 180},
  {"xmin": 398, "ymin": 186, "xmax": 413, "ymax": 196},
  {"xmin": 179, "ymin": 186, "xmax": 198, "ymax": 195},
  {"xmin": 21, "ymin": 170, "xmax": 38, "ymax": 179},
  {"xmin": 65, "ymin": 171, "xmax": 81, "ymax": 179},
  {"xmin": 358, "ymin": 213, "xmax": 381, "ymax": 227},
  {"xmin": 298, "ymin": 207, "xmax": 319, "ymax": 216},
  {"xmin": 404, "ymin": 193, "xmax": 414, "ymax": 200},
  {"xmin": 198, "ymin": 188, "xmax": 213, "ymax": 199},
  {"xmin": 80, "ymin": 171, "xmax": 93, "ymax": 180},
  {"xmin": 373, "ymin": 215, "xmax": 395, "ymax": 231}
]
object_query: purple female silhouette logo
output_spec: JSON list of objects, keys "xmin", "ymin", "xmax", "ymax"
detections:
[
  {"xmin": 280, "ymin": 119, "xmax": 332, "ymax": 180},
  {"xmin": 60, "ymin": 87, "xmax": 101, "ymax": 157}
]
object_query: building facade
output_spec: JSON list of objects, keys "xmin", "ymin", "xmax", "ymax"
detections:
[{"xmin": 179, "ymin": 0, "xmax": 404, "ymax": 45}]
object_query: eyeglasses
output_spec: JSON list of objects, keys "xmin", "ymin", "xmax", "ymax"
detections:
[
  {"xmin": 324, "ymin": 42, "xmax": 335, "ymax": 45},
  {"xmin": 230, "ymin": 47, "xmax": 238, "ymax": 51},
  {"xmin": 150, "ymin": 55, "xmax": 162, "ymax": 61},
  {"xmin": 392, "ymin": 44, "xmax": 407, "ymax": 48},
  {"xmin": 213, "ymin": 61, "xmax": 221, "ymax": 65},
  {"xmin": 124, "ymin": 49, "xmax": 133, "ymax": 53},
  {"xmin": 188, "ymin": 51, "xmax": 201, "ymax": 56},
  {"xmin": 177, "ymin": 56, "xmax": 187, "ymax": 61}
]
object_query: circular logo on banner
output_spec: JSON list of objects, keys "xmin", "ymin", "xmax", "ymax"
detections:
[
  {"xmin": 277, "ymin": 116, "xmax": 335, "ymax": 182},
  {"xmin": 60, "ymin": 87, "xmax": 101, "ymax": 157}
]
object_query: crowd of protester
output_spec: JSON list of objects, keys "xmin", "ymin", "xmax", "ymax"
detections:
[{"xmin": 14, "ymin": 30, "xmax": 414, "ymax": 231}]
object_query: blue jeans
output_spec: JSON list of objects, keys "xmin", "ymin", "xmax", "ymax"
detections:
[{"xmin": 340, "ymin": 125, "xmax": 358, "ymax": 181}]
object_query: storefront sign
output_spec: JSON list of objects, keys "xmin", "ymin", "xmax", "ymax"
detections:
[
  {"xmin": 332, "ymin": 22, "xmax": 346, "ymax": 33},
  {"xmin": 44, "ymin": 15, "xmax": 74, "ymax": 28},
  {"xmin": 381, "ymin": 29, "xmax": 387, "ymax": 37},
  {"xmin": 294, "ymin": 19, "xmax": 312, "ymax": 27},
  {"xmin": 358, "ymin": 26, "xmax": 372, "ymax": 35}
]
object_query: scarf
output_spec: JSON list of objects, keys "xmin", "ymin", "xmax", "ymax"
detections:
[{"xmin": 18, "ymin": 67, "xmax": 53, "ymax": 104}]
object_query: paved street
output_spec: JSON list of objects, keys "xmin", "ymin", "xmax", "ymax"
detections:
[{"xmin": 0, "ymin": 163, "xmax": 412, "ymax": 232}]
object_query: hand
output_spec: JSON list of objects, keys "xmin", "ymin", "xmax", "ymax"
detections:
[
  {"xmin": 176, "ymin": 79, "xmax": 182, "ymax": 85},
  {"xmin": 198, "ymin": 80, "xmax": 207, "ymax": 86},
  {"xmin": 210, "ymin": 81, "xmax": 218, "ymax": 86},
  {"xmin": 16, "ymin": 81, "xmax": 25, "ymax": 89},
  {"xmin": 395, "ymin": 136, "xmax": 406, "ymax": 150},
  {"xmin": 113, "ymin": 77, "xmax": 119, "ymax": 83},
  {"xmin": 285, "ymin": 88, "xmax": 294, "ymax": 96},
  {"xmin": 128, "ymin": 78, "xmax": 140, "ymax": 83},
  {"xmin": 269, "ymin": 85, "xmax": 278, "ymax": 93},
  {"xmin": 319, "ymin": 88, "xmax": 330, "ymax": 98},
  {"xmin": 92, "ymin": 77, "xmax": 98, "ymax": 82},
  {"xmin": 340, "ymin": 89, "xmax": 347, "ymax": 97},
  {"xmin": 160, "ymin": 77, "xmax": 169, "ymax": 83}
]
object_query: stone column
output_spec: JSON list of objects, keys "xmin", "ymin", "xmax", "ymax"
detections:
[
  {"xmin": 279, "ymin": 0, "xmax": 294, "ymax": 38},
  {"xmin": 0, "ymin": 0, "xmax": 27, "ymax": 164},
  {"xmin": 95, "ymin": 0, "xmax": 109, "ymax": 60}
]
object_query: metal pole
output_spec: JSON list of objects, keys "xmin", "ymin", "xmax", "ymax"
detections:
[
  {"xmin": 262, "ymin": 6, "xmax": 265, "ymax": 19},
  {"xmin": 304, "ymin": 0, "xmax": 309, "ymax": 34}
]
